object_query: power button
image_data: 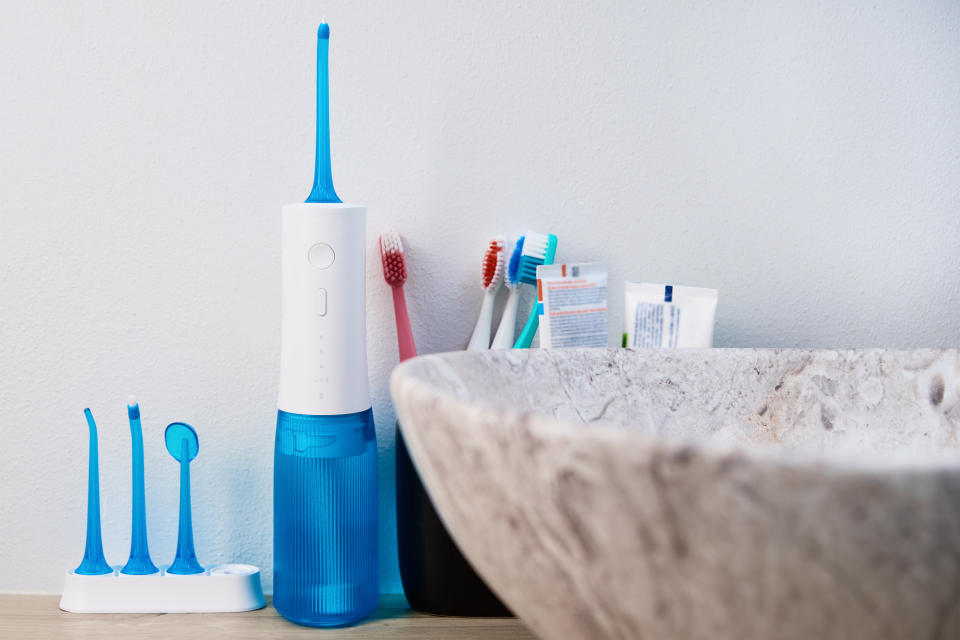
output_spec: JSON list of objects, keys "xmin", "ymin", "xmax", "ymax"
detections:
[
  {"xmin": 308, "ymin": 243, "xmax": 335, "ymax": 269},
  {"xmin": 316, "ymin": 288, "xmax": 327, "ymax": 316}
]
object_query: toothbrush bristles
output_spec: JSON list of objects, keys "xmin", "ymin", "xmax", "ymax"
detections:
[
  {"xmin": 481, "ymin": 237, "xmax": 506, "ymax": 290},
  {"xmin": 520, "ymin": 232, "xmax": 550, "ymax": 258},
  {"xmin": 505, "ymin": 236, "xmax": 524, "ymax": 288},
  {"xmin": 516, "ymin": 231, "xmax": 556, "ymax": 285},
  {"xmin": 379, "ymin": 228, "xmax": 407, "ymax": 287}
]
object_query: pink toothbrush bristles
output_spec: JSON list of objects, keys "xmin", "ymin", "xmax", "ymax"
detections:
[{"xmin": 379, "ymin": 228, "xmax": 407, "ymax": 287}]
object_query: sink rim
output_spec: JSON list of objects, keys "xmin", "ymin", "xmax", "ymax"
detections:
[
  {"xmin": 390, "ymin": 347, "xmax": 960, "ymax": 640},
  {"xmin": 391, "ymin": 347, "xmax": 960, "ymax": 475}
]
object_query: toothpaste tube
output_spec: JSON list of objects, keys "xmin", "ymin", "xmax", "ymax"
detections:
[
  {"xmin": 537, "ymin": 263, "xmax": 608, "ymax": 348},
  {"xmin": 623, "ymin": 282, "xmax": 718, "ymax": 348}
]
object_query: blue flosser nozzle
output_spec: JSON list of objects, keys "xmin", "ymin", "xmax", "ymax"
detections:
[
  {"xmin": 121, "ymin": 396, "xmax": 159, "ymax": 575},
  {"xmin": 306, "ymin": 22, "xmax": 341, "ymax": 204},
  {"xmin": 165, "ymin": 422, "xmax": 203, "ymax": 575},
  {"xmin": 75, "ymin": 409, "xmax": 112, "ymax": 575}
]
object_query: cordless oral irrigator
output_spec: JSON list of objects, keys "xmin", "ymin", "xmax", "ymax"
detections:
[{"xmin": 273, "ymin": 22, "xmax": 379, "ymax": 627}]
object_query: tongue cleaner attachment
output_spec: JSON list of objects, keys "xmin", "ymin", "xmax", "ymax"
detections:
[
  {"xmin": 165, "ymin": 422, "xmax": 203, "ymax": 575},
  {"xmin": 75, "ymin": 409, "xmax": 112, "ymax": 575},
  {"xmin": 121, "ymin": 396, "xmax": 159, "ymax": 575},
  {"xmin": 306, "ymin": 22, "xmax": 341, "ymax": 204}
]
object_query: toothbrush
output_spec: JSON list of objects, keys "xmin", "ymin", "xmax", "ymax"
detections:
[
  {"xmin": 121, "ymin": 396, "xmax": 158, "ymax": 575},
  {"xmin": 467, "ymin": 237, "xmax": 505, "ymax": 350},
  {"xmin": 75, "ymin": 409, "xmax": 112, "ymax": 575},
  {"xmin": 490, "ymin": 236, "xmax": 524, "ymax": 349},
  {"xmin": 513, "ymin": 232, "xmax": 558, "ymax": 348},
  {"xmin": 379, "ymin": 228, "xmax": 417, "ymax": 362}
]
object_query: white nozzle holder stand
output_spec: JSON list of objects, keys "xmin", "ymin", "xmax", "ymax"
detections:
[
  {"xmin": 62, "ymin": 406, "xmax": 265, "ymax": 613},
  {"xmin": 279, "ymin": 202, "xmax": 370, "ymax": 415},
  {"xmin": 59, "ymin": 564, "xmax": 265, "ymax": 613}
]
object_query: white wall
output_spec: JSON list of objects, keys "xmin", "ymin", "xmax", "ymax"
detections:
[{"xmin": 1, "ymin": 1, "xmax": 958, "ymax": 595}]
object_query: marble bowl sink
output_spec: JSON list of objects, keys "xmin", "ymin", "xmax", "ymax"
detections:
[{"xmin": 390, "ymin": 348, "xmax": 960, "ymax": 640}]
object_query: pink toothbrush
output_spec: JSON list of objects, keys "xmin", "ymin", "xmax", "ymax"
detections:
[{"xmin": 379, "ymin": 228, "xmax": 417, "ymax": 362}]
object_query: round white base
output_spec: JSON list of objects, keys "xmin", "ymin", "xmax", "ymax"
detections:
[{"xmin": 59, "ymin": 564, "xmax": 266, "ymax": 613}]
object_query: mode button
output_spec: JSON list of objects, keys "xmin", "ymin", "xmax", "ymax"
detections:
[{"xmin": 316, "ymin": 288, "xmax": 327, "ymax": 316}]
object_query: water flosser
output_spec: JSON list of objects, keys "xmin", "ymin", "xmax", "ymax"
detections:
[{"xmin": 274, "ymin": 22, "xmax": 378, "ymax": 627}]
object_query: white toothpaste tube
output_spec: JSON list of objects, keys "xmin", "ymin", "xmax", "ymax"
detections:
[
  {"xmin": 623, "ymin": 282, "xmax": 718, "ymax": 348},
  {"xmin": 537, "ymin": 263, "xmax": 608, "ymax": 348}
]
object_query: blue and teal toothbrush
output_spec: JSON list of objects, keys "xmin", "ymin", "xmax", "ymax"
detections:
[
  {"xmin": 75, "ymin": 409, "xmax": 112, "ymax": 575},
  {"xmin": 491, "ymin": 237, "xmax": 524, "ymax": 348},
  {"xmin": 165, "ymin": 422, "xmax": 202, "ymax": 574},
  {"xmin": 121, "ymin": 396, "xmax": 158, "ymax": 575},
  {"xmin": 513, "ymin": 232, "xmax": 558, "ymax": 348}
]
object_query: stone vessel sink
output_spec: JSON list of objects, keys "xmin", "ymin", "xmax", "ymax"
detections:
[{"xmin": 390, "ymin": 348, "xmax": 960, "ymax": 640}]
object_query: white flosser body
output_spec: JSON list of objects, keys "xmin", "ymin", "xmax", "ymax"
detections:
[{"xmin": 278, "ymin": 203, "xmax": 370, "ymax": 415}]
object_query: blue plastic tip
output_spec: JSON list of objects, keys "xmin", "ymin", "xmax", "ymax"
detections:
[
  {"xmin": 166, "ymin": 423, "xmax": 203, "ymax": 575},
  {"xmin": 75, "ymin": 409, "xmax": 112, "ymax": 576},
  {"xmin": 121, "ymin": 399, "xmax": 158, "ymax": 575},
  {"xmin": 306, "ymin": 22, "xmax": 341, "ymax": 203}
]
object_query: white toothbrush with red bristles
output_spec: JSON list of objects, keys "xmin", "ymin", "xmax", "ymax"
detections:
[
  {"xmin": 467, "ymin": 237, "xmax": 506, "ymax": 350},
  {"xmin": 379, "ymin": 228, "xmax": 417, "ymax": 362}
]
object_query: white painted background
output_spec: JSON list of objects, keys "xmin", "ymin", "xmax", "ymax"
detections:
[{"xmin": 1, "ymin": 1, "xmax": 958, "ymax": 594}]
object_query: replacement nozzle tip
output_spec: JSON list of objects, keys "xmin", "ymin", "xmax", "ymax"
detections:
[{"xmin": 127, "ymin": 395, "xmax": 140, "ymax": 419}]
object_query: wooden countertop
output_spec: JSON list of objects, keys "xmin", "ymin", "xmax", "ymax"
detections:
[{"xmin": 0, "ymin": 594, "xmax": 535, "ymax": 639}]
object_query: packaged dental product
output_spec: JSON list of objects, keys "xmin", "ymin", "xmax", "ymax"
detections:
[
  {"xmin": 537, "ymin": 263, "xmax": 608, "ymax": 348},
  {"xmin": 623, "ymin": 282, "xmax": 717, "ymax": 348}
]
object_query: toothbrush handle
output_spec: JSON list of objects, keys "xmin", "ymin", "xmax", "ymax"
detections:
[
  {"xmin": 467, "ymin": 291, "xmax": 497, "ymax": 350},
  {"xmin": 491, "ymin": 288, "xmax": 520, "ymax": 349},
  {"xmin": 392, "ymin": 285, "xmax": 417, "ymax": 362},
  {"xmin": 514, "ymin": 298, "xmax": 540, "ymax": 349}
]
